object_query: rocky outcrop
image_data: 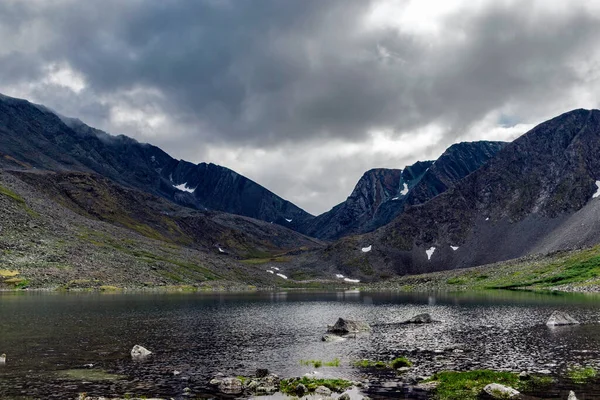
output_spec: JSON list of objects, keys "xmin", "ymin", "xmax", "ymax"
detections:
[
  {"xmin": 327, "ymin": 318, "xmax": 371, "ymax": 335},
  {"xmin": 483, "ymin": 383, "xmax": 520, "ymax": 398},
  {"xmin": 546, "ymin": 311, "xmax": 579, "ymax": 326}
]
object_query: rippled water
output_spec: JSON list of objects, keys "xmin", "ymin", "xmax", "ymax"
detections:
[{"xmin": 1, "ymin": 290, "xmax": 600, "ymax": 399}]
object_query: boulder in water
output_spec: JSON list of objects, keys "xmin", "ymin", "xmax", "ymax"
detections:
[
  {"xmin": 327, "ymin": 318, "xmax": 371, "ymax": 335},
  {"xmin": 546, "ymin": 311, "xmax": 579, "ymax": 326},
  {"xmin": 131, "ymin": 345, "xmax": 152, "ymax": 358},
  {"xmin": 403, "ymin": 313, "xmax": 435, "ymax": 324},
  {"xmin": 483, "ymin": 383, "xmax": 520, "ymax": 398}
]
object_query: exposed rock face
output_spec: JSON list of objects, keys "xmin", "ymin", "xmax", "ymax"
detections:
[
  {"xmin": 483, "ymin": 383, "xmax": 520, "ymax": 398},
  {"xmin": 403, "ymin": 313, "xmax": 435, "ymax": 324},
  {"xmin": 0, "ymin": 94, "xmax": 313, "ymax": 228},
  {"xmin": 327, "ymin": 318, "xmax": 371, "ymax": 335},
  {"xmin": 546, "ymin": 311, "xmax": 580, "ymax": 326},
  {"xmin": 299, "ymin": 141, "xmax": 505, "ymax": 240},
  {"xmin": 130, "ymin": 345, "xmax": 152, "ymax": 358}
]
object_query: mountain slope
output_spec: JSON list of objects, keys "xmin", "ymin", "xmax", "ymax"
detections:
[
  {"xmin": 0, "ymin": 94, "xmax": 313, "ymax": 227},
  {"xmin": 286, "ymin": 109, "xmax": 600, "ymax": 281},
  {"xmin": 300, "ymin": 141, "xmax": 506, "ymax": 240},
  {"xmin": 0, "ymin": 169, "xmax": 322, "ymax": 290}
]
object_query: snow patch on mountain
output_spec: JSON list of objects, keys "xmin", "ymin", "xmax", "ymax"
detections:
[
  {"xmin": 285, "ymin": 218, "xmax": 293, "ymax": 222},
  {"xmin": 361, "ymin": 245, "xmax": 372, "ymax": 253},
  {"xmin": 174, "ymin": 182, "xmax": 195, "ymax": 193},
  {"xmin": 426, "ymin": 247, "xmax": 436, "ymax": 260},
  {"xmin": 276, "ymin": 273, "xmax": 288, "ymax": 280},
  {"xmin": 400, "ymin": 183, "xmax": 409, "ymax": 195},
  {"xmin": 344, "ymin": 278, "xmax": 360, "ymax": 283},
  {"xmin": 336, "ymin": 274, "xmax": 345, "ymax": 279},
  {"xmin": 594, "ymin": 181, "xmax": 600, "ymax": 198},
  {"xmin": 450, "ymin": 246, "xmax": 459, "ymax": 251}
]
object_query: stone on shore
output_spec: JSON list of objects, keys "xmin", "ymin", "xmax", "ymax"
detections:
[
  {"xmin": 0, "ymin": 353, "xmax": 5, "ymax": 364},
  {"xmin": 218, "ymin": 377, "xmax": 243, "ymax": 394},
  {"xmin": 483, "ymin": 383, "xmax": 520, "ymax": 398},
  {"xmin": 327, "ymin": 318, "xmax": 371, "ymax": 335},
  {"xmin": 130, "ymin": 345, "xmax": 152, "ymax": 358},
  {"xmin": 546, "ymin": 311, "xmax": 579, "ymax": 326},
  {"xmin": 315, "ymin": 385, "xmax": 332, "ymax": 396}
]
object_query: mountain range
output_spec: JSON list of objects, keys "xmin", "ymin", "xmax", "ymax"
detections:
[{"xmin": 2, "ymin": 92, "xmax": 600, "ymax": 289}]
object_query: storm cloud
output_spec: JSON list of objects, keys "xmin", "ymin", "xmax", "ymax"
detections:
[{"xmin": 2, "ymin": 0, "xmax": 600, "ymax": 214}]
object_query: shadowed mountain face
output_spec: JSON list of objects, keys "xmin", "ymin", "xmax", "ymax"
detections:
[
  {"xmin": 292, "ymin": 109, "xmax": 600, "ymax": 282},
  {"xmin": 299, "ymin": 141, "xmax": 506, "ymax": 240},
  {"xmin": 0, "ymin": 94, "xmax": 313, "ymax": 227}
]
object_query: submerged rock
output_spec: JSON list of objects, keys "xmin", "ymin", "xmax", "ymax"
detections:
[
  {"xmin": 546, "ymin": 311, "xmax": 579, "ymax": 326},
  {"xmin": 131, "ymin": 345, "xmax": 152, "ymax": 358},
  {"xmin": 403, "ymin": 313, "xmax": 435, "ymax": 324},
  {"xmin": 322, "ymin": 333, "xmax": 347, "ymax": 342},
  {"xmin": 483, "ymin": 383, "xmax": 520, "ymax": 398},
  {"xmin": 327, "ymin": 318, "xmax": 371, "ymax": 334},
  {"xmin": 219, "ymin": 377, "xmax": 243, "ymax": 394},
  {"xmin": 255, "ymin": 368, "xmax": 269, "ymax": 378}
]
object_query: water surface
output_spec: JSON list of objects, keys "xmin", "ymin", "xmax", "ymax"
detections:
[{"xmin": 1, "ymin": 290, "xmax": 600, "ymax": 399}]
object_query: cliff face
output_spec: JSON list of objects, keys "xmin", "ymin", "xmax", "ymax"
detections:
[{"xmin": 300, "ymin": 142, "xmax": 505, "ymax": 240}]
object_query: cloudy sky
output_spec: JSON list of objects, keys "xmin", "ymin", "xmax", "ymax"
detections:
[{"xmin": 2, "ymin": 0, "xmax": 600, "ymax": 214}]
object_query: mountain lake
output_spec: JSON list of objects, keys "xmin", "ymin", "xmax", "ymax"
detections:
[{"xmin": 1, "ymin": 290, "xmax": 600, "ymax": 399}]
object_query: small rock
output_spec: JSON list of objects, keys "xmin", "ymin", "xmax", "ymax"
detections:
[
  {"xmin": 0, "ymin": 354, "xmax": 6, "ymax": 364},
  {"xmin": 403, "ymin": 313, "xmax": 435, "ymax": 324},
  {"xmin": 518, "ymin": 371, "xmax": 530, "ymax": 380},
  {"xmin": 173, "ymin": 370, "xmax": 181, "ymax": 376},
  {"xmin": 338, "ymin": 394, "xmax": 351, "ymax": 400},
  {"xmin": 483, "ymin": 383, "xmax": 520, "ymax": 398},
  {"xmin": 397, "ymin": 367, "xmax": 411, "ymax": 373},
  {"xmin": 296, "ymin": 383, "xmax": 307, "ymax": 396},
  {"xmin": 255, "ymin": 368, "xmax": 269, "ymax": 378},
  {"xmin": 546, "ymin": 311, "xmax": 579, "ymax": 326},
  {"xmin": 209, "ymin": 378, "xmax": 223, "ymax": 385},
  {"xmin": 130, "ymin": 345, "xmax": 152, "ymax": 358},
  {"xmin": 568, "ymin": 390, "xmax": 578, "ymax": 400},
  {"xmin": 218, "ymin": 377, "xmax": 243, "ymax": 394},
  {"xmin": 327, "ymin": 318, "xmax": 371, "ymax": 334},
  {"xmin": 315, "ymin": 385, "xmax": 332, "ymax": 396}
]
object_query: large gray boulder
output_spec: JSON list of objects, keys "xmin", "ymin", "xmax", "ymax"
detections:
[
  {"xmin": 218, "ymin": 377, "xmax": 243, "ymax": 394},
  {"xmin": 483, "ymin": 383, "xmax": 520, "ymax": 398},
  {"xmin": 546, "ymin": 311, "xmax": 579, "ymax": 326},
  {"xmin": 403, "ymin": 313, "xmax": 435, "ymax": 324},
  {"xmin": 327, "ymin": 318, "xmax": 371, "ymax": 334}
]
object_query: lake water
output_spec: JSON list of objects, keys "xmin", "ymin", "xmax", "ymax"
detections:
[{"xmin": 1, "ymin": 290, "xmax": 600, "ymax": 399}]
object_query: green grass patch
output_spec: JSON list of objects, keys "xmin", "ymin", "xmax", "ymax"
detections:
[
  {"xmin": 354, "ymin": 359, "xmax": 387, "ymax": 368},
  {"xmin": 300, "ymin": 359, "xmax": 322, "ymax": 368},
  {"xmin": 240, "ymin": 256, "xmax": 290, "ymax": 265},
  {"xmin": 324, "ymin": 358, "xmax": 340, "ymax": 367},
  {"xmin": 280, "ymin": 377, "xmax": 352, "ymax": 395},
  {"xmin": 428, "ymin": 370, "xmax": 520, "ymax": 400},
  {"xmin": 446, "ymin": 277, "xmax": 468, "ymax": 285},
  {"xmin": 567, "ymin": 365, "xmax": 597, "ymax": 384},
  {"xmin": 390, "ymin": 357, "xmax": 412, "ymax": 369}
]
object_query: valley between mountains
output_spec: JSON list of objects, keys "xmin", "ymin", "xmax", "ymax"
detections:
[{"xmin": 2, "ymin": 93, "xmax": 600, "ymax": 292}]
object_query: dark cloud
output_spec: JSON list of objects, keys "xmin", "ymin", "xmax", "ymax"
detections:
[{"xmin": 2, "ymin": 0, "xmax": 600, "ymax": 213}]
